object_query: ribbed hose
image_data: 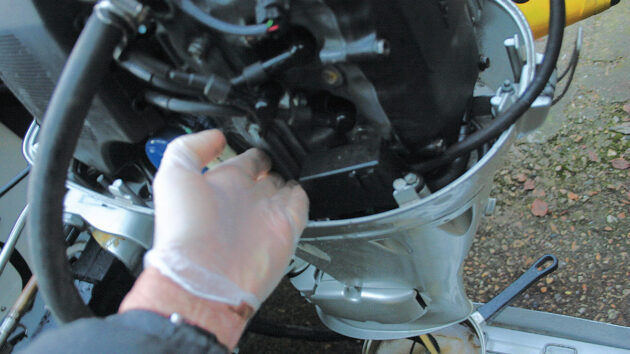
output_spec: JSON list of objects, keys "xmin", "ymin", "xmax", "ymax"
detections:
[{"xmin": 27, "ymin": 10, "xmax": 125, "ymax": 323}]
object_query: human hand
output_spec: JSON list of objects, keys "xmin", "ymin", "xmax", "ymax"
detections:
[{"xmin": 144, "ymin": 129, "xmax": 309, "ymax": 309}]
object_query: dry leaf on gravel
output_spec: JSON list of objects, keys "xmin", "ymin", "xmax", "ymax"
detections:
[
  {"xmin": 524, "ymin": 179, "xmax": 535, "ymax": 191},
  {"xmin": 531, "ymin": 199, "xmax": 549, "ymax": 217},
  {"xmin": 611, "ymin": 158, "xmax": 630, "ymax": 170},
  {"xmin": 587, "ymin": 151, "xmax": 600, "ymax": 162},
  {"xmin": 568, "ymin": 192, "xmax": 579, "ymax": 200}
]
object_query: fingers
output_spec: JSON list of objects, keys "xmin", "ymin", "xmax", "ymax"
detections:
[
  {"xmin": 221, "ymin": 148, "xmax": 272, "ymax": 180},
  {"xmin": 256, "ymin": 172, "xmax": 286, "ymax": 196},
  {"xmin": 177, "ymin": 130, "xmax": 227, "ymax": 166},
  {"xmin": 162, "ymin": 130, "xmax": 227, "ymax": 171},
  {"xmin": 273, "ymin": 181, "xmax": 309, "ymax": 240}
]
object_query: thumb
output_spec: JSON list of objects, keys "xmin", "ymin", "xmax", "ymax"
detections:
[{"xmin": 161, "ymin": 130, "xmax": 227, "ymax": 171}]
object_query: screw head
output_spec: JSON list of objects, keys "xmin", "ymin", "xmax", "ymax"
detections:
[
  {"xmin": 404, "ymin": 173, "xmax": 419, "ymax": 185},
  {"xmin": 478, "ymin": 55, "xmax": 491, "ymax": 71},
  {"xmin": 321, "ymin": 66, "xmax": 343, "ymax": 87}
]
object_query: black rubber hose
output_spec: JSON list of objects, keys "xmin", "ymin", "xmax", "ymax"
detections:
[
  {"xmin": 248, "ymin": 317, "xmax": 350, "ymax": 342},
  {"xmin": 27, "ymin": 10, "xmax": 125, "ymax": 323},
  {"xmin": 173, "ymin": 0, "xmax": 270, "ymax": 36},
  {"xmin": 144, "ymin": 91, "xmax": 245, "ymax": 117},
  {"xmin": 413, "ymin": 0, "xmax": 565, "ymax": 173},
  {"xmin": 426, "ymin": 154, "xmax": 469, "ymax": 191},
  {"xmin": 0, "ymin": 166, "xmax": 30, "ymax": 199},
  {"xmin": 118, "ymin": 59, "xmax": 201, "ymax": 96},
  {"xmin": 0, "ymin": 241, "xmax": 32, "ymax": 289}
]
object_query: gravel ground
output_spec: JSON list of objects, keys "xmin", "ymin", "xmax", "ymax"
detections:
[{"xmin": 239, "ymin": 3, "xmax": 630, "ymax": 352}]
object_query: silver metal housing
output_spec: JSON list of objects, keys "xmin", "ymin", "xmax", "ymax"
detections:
[
  {"xmin": 21, "ymin": 0, "xmax": 556, "ymax": 341},
  {"xmin": 289, "ymin": 0, "xmax": 553, "ymax": 339}
]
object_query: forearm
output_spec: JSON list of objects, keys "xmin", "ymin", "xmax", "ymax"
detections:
[{"xmin": 119, "ymin": 267, "xmax": 253, "ymax": 349}]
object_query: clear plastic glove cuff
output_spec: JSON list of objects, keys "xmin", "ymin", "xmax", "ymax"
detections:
[{"xmin": 144, "ymin": 248, "xmax": 261, "ymax": 309}]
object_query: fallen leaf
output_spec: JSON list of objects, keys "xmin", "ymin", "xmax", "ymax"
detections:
[
  {"xmin": 611, "ymin": 158, "xmax": 630, "ymax": 170},
  {"xmin": 531, "ymin": 199, "xmax": 549, "ymax": 217},
  {"xmin": 574, "ymin": 135, "xmax": 583, "ymax": 143},
  {"xmin": 587, "ymin": 190, "xmax": 599, "ymax": 197},
  {"xmin": 619, "ymin": 212, "xmax": 626, "ymax": 219},
  {"xmin": 533, "ymin": 188, "xmax": 546, "ymax": 197},
  {"xmin": 587, "ymin": 151, "xmax": 600, "ymax": 162},
  {"xmin": 568, "ymin": 192, "xmax": 579, "ymax": 200},
  {"xmin": 540, "ymin": 287, "xmax": 548, "ymax": 293},
  {"xmin": 604, "ymin": 226, "xmax": 613, "ymax": 231},
  {"xmin": 516, "ymin": 173, "xmax": 527, "ymax": 183},
  {"xmin": 524, "ymin": 179, "xmax": 535, "ymax": 191}
]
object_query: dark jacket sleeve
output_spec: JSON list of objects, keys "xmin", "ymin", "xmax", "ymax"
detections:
[{"xmin": 19, "ymin": 310, "xmax": 229, "ymax": 354}]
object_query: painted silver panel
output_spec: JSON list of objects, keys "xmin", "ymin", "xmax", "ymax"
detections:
[{"xmin": 290, "ymin": 0, "xmax": 545, "ymax": 338}]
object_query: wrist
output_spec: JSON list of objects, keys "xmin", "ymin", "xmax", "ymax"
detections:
[{"xmin": 119, "ymin": 267, "xmax": 253, "ymax": 349}]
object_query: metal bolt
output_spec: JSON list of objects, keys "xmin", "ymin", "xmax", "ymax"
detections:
[
  {"xmin": 321, "ymin": 66, "xmax": 343, "ymax": 87},
  {"xmin": 187, "ymin": 36, "xmax": 209, "ymax": 60},
  {"xmin": 292, "ymin": 93, "xmax": 308, "ymax": 107},
  {"xmin": 478, "ymin": 55, "xmax": 491, "ymax": 71},
  {"xmin": 375, "ymin": 39, "xmax": 390, "ymax": 56},
  {"xmin": 501, "ymin": 80, "xmax": 514, "ymax": 93},
  {"xmin": 404, "ymin": 173, "xmax": 419, "ymax": 185},
  {"xmin": 248, "ymin": 123, "xmax": 261, "ymax": 138}
]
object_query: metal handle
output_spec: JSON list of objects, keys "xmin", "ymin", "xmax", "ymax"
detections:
[{"xmin": 476, "ymin": 254, "xmax": 558, "ymax": 322}]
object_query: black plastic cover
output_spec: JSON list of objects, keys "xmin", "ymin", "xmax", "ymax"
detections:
[{"xmin": 299, "ymin": 142, "xmax": 400, "ymax": 219}]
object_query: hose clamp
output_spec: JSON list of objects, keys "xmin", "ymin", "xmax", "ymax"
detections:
[{"xmin": 95, "ymin": 0, "xmax": 149, "ymax": 35}]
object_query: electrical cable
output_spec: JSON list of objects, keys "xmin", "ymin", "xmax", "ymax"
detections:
[
  {"xmin": 413, "ymin": 0, "xmax": 565, "ymax": 173},
  {"xmin": 247, "ymin": 316, "xmax": 350, "ymax": 342},
  {"xmin": 173, "ymin": 0, "xmax": 278, "ymax": 36},
  {"xmin": 419, "ymin": 334, "xmax": 440, "ymax": 354},
  {"xmin": 553, "ymin": 27, "xmax": 583, "ymax": 105},
  {"xmin": 118, "ymin": 60, "xmax": 200, "ymax": 96},
  {"xmin": 0, "ymin": 166, "xmax": 30, "ymax": 199},
  {"xmin": 144, "ymin": 91, "xmax": 245, "ymax": 117},
  {"xmin": 27, "ymin": 4, "xmax": 128, "ymax": 323},
  {"xmin": 0, "ymin": 241, "xmax": 32, "ymax": 289}
]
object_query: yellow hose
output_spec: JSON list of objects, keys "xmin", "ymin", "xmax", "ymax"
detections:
[{"xmin": 517, "ymin": 0, "xmax": 615, "ymax": 38}]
